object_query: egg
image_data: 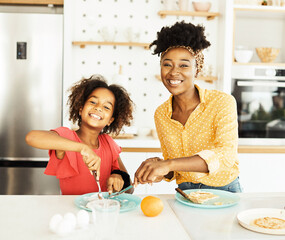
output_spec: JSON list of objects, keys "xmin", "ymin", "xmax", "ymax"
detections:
[
  {"xmin": 77, "ymin": 209, "xmax": 89, "ymax": 228},
  {"xmin": 55, "ymin": 218, "xmax": 73, "ymax": 237},
  {"xmin": 49, "ymin": 214, "xmax": 63, "ymax": 233},
  {"xmin": 63, "ymin": 212, "xmax": 77, "ymax": 229}
]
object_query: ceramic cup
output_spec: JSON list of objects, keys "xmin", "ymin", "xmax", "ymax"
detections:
[
  {"xmin": 179, "ymin": 0, "xmax": 189, "ymax": 11},
  {"xmin": 124, "ymin": 27, "xmax": 141, "ymax": 42},
  {"xmin": 163, "ymin": 0, "xmax": 175, "ymax": 10},
  {"xmin": 99, "ymin": 26, "xmax": 117, "ymax": 42}
]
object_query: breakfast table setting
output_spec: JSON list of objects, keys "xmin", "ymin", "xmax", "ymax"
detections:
[{"xmin": 0, "ymin": 190, "xmax": 284, "ymax": 240}]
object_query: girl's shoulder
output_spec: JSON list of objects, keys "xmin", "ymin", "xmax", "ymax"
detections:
[
  {"xmin": 99, "ymin": 133, "xmax": 116, "ymax": 145},
  {"xmin": 98, "ymin": 134, "xmax": 121, "ymax": 157},
  {"xmin": 52, "ymin": 127, "xmax": 78, "ymax": 140}
]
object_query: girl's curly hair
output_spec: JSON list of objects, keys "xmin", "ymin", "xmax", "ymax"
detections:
[
  {"xmin": 68, "ymin": 75, "xmax": 133, "ymax": 136},
  {"xmin": 149, "ymin": 21, "xmax": 211, "ymax": 56}
]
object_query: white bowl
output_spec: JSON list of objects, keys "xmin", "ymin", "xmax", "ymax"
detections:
[
  {"xmin": 192, "ymin": 2, "xmax": 211, "ymax": 12},
  {"xmin": 234, "ymin": 50, "xmax": 253, "ymax": 63}
]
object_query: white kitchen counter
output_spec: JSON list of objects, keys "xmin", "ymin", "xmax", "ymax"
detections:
[
  {"xmin": 169, "ymin": 192, "xmax": 285, "ymax": 240},
  {"xmin": 0, "ymin": 194, "xmax": 189, "ymax": 240},
  {"xmin": 0, "ymin": 193, "xmax": 284, "ymax": 240}
]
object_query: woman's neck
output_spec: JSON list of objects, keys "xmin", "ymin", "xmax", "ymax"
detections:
[{"xmin": 172, "ymin": 87, "xmax": 200, "ymax": 113}]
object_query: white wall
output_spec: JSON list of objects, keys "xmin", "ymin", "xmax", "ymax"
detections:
[{"xmin": 63, "ymin": 0, "xmax": 224, "ymax": 130}]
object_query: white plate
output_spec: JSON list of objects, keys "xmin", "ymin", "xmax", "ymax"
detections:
[{"xmin": 237, "ymin": 208, "xmax": 285, "ymax": 235}]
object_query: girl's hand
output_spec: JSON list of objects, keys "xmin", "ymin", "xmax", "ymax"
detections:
[
  {"xmin": 134, "ymin": 157, "xmax": 168, "ymax": 185},
  {"xmin": 107, "ymin": 174, "xmax": 124, "ymax": 194},
  {"xmin": 80, "ymin": 145, "xmax": 101, "ymax": 179}
]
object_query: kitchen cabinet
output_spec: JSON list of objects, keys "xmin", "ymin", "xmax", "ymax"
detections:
[
  {"xmin": 233, "ymin": 5, "xmax": 285, "ymax": 65},
  {"xmin": 238, "ymin": 153, "xmax": 285, "ymax": 192},
  {"xmin": 120, "ymin": 152, "xmax": 177, "ymax": 194},
  {"xmin": 118, "ymin": 144, "xmax": 285, "ymax": 194}
]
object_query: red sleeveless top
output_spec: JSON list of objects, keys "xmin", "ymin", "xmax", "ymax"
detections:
[{"xmin": 44, "ymin": 127, "xmax": 121, "ymax": 195}]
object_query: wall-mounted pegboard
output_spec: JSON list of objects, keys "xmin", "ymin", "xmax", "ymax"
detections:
[{"xmin": 64, "ymin": 0, "xmax": 221, "ymax": 132}]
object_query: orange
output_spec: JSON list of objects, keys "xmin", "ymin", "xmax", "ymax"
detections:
[{"xmin": 140, "ymin": 196, "xmax": 164, "ymax": 217}]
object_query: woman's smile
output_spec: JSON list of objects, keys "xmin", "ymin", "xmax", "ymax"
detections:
[
  {"xmin": 168, "ymin": 79, "xmax": 183, "ymax": 86},
  {"xmin": 160, "ymin": 48, "xmax": 196, "ymax": 96}
]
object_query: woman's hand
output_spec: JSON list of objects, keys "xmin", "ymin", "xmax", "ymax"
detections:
[
  {"xmin": 134, "ymin": 157, "xmax": 170, "ymax": 185},
  {"xmin": 107, "ymin": 174, "xmax": 124, "ymax": 194},
  {"xmin": 80, "ymin": 145, "xmax": 101, "ymax": 179}
]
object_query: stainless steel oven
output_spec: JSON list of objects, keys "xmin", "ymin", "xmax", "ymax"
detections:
[{"xmin": 231, "ymin": 65, "xmax": 285, "ymax": 145}]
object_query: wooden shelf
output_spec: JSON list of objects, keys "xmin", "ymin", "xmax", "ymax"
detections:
[
  {"xmin": 196, "ymin": 76, "xmax": 218, "ymax": 83},
  {"xmin": 158, "ymin": 10, "xmax": 220, "ymax": 20},
  {"xmin": 233, "ymin": 62, "xmax": 285, "ymax": 67},
  {"xmin": 72, "ymin": 41, "xmax": 149, "ymax": 49},
  {"xmin": 0, "ymin": 0, "xmax": 63, "ymax": 5},
  {"xmin": 155, "ymin": 75, "xmax": 217, "ymax": 83}
]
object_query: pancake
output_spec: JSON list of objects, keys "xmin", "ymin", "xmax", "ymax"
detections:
[
  {"xmin": 187, "ymin": 190, "xmax": 218, "ymax": 204},
  {"xmin": 252, "ymin": 217, "xmax": 285, "ymax": 230}
]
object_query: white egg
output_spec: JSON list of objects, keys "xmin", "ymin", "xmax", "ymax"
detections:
[
  {"xmin": 55, "ymin": 218, "xmax": 73, "ymax": 237},
  {"xmin": 63, "ymin": 212, "xmax": 77, "ymax": 229},
  {"xmin": 49, "ymin": 214, "xmax": 63, "ymax": 233},
  {"xmin": 77, "ymin": 209, "xmax": 89, "ymax": 228}
]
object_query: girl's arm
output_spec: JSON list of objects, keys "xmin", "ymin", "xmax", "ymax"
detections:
[
  {"xmin": 26, "ymin": 130, "xmax": 83, "ymax": 158},
  {"xmin": 107, "ymin": 156, "xmax": 134, "ymax": 194},
  {"xmin": 25, "ymin": 130, "xmax": 102, "ymax": 178}
]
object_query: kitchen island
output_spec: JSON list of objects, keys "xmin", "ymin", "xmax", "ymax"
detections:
[{"xmin": 0, "ymin": 192, "xmax": 284, "ymax": 240}]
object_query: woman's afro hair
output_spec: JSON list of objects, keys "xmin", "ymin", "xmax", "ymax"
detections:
[
  {"xmin": 68, "ymin": 75, "xmax": 134, "ymax": 135},
  {"xmin": 150, "ymin": 21, "xmax": 211, "ymax": 55}
]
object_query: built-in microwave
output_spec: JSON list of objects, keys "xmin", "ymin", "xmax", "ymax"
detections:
[{"xmin": 231, "ymin": 65, "xmax": 285, "ymax": 145}]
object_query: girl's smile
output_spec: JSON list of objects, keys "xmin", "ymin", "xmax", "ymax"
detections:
[{"xmin": 89, "ymin": 113, "xmax": 102, "ymax": 120}]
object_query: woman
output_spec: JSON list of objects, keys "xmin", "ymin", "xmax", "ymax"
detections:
[{"xmin": 134, "ymin": 21, "xmax": 241, "ymax": 193}]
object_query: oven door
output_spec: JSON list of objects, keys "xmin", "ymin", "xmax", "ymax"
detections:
[{"xmin": 232, "ymin": 79, "xmax": 285, "ymax": 139}]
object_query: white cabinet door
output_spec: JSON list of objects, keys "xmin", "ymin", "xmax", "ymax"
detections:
[
  {"xmin": 120, "ymin": 152, "xmax": 178, "ymax": 194},
  {"xmin": 238, "ymin": 153, "xmax": 285, "ymax": 192},
  {"xmin": 120, "ymin": 152, "xmax": 148, "ymax": 194}
]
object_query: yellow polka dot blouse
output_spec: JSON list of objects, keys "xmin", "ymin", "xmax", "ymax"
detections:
[{"xmin": 155, "ymin": 84, "xmax": 239, "ymax": 187}]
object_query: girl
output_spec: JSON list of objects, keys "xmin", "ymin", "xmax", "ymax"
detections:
[{"xmin": 26, "ymin": 75, "xmax": 134, "ymax": 195}]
